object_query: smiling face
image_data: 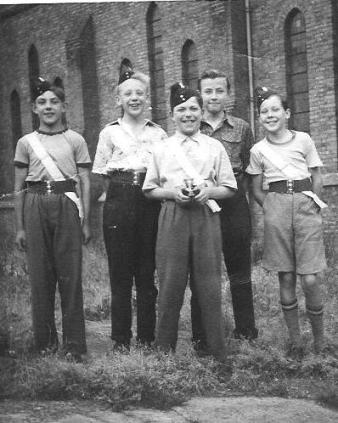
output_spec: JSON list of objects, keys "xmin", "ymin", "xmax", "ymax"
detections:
[
  {"xmin": 259, "ymin": 94, "xmax": 290, "ymax": 135},
  {"xmin": 116, "ymin": 78, "xmax": 148, "ymax": 119},
  {"xmin": 172, "ymin": 96, "xmax": 203, "ymax": 136},
  {"xmin": 33, "ymin": 90, "xmax": 65, "ymax": 131},
  {"xmin": 200, "ymin": 77, "xmax": 228, "ymax": 116}
]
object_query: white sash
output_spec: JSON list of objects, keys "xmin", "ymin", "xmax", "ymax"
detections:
[
  {"xmin": 169, "ymin": 144, "xmax": 221, "ymax": 213},
  {"xmin": 26, "ymin": 133, "xmax": 84, "ymax": 219},
  {"xmin": 258, "ymin": 141, "xmax": 327, "ymax": 209}
]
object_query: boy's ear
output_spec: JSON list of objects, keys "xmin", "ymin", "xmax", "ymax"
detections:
[
  {"xmin": 286, "ymin": 108, "xmax": 291, "ymax": 119},
  {"xmin": 115, "ymin": 94, "xmax": 121, "ymax": 107},
  {"xmin": 32, "ymin": 101, "xmax": 38, "ymax": 115}
]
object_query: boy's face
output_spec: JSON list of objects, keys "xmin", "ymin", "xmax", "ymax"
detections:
[
  {"xmin": 33, "ymin": 90, "xmax": 65, "ymax": 128},
  {"xmin": 172, "ymin": 96, "xmax": 202, "ymax": 136},
  {"xmin": 259, "ymin": 95, "xmax": 290, "ymax": 134},
  {"xmin": 200, "ymin": 77, "xmax": 228, "ymax": 115},
  {"xmin": 116, "ymin": 78, "xmax": 148, "ymax": 118}
]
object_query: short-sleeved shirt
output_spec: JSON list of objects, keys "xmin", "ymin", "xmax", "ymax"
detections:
[
  {"xmin": 14, "ymin": 129, "xmax": 91, "ymax": 181},
  {"xmin": 246, "ymin": 131, "xmax": 323, "ymax": 184},
  {"xmin": 142, "ymin": 131, "xmax": 237, "ymax": 192},
  {"xmin": 92, "ymin": 118, "xmax": 167, "ymax": 175},
  {"xmin": 200, "ymin": 114, "xmax": 254, "ymax": 173}
]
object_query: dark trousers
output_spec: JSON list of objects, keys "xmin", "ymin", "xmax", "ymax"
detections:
[
  {"xmin": 103, "ymin": 182, "xmax": 159, "ymax": 345},
  {"xmin": 24, "ymin": 193, "xmax": 86, "ymax": 354},
  {"xmin": 191, "ymin": 186, "xmax": 257, "ymax": 341}
]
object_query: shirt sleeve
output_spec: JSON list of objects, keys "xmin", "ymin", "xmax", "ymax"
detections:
[
  {"xmin": 74, "ymin": 134, "xmax": 91, "ymax": 166},
  {"xmin": 142, "ymin": 148, "xmax": 161, "ymax": 192},
  {"xmin": 13, "ymin": 137, "xmax": 29, "ymax": 167},
  {"xmin": 92, "ymin": 128, "xmax": 114, "ymax": 175},
  {"xmin": 215, "ymin": 145, "xmax": 238, "ymax": 190},
  {"xmin": 246, "ymin": 145, "xmax": 264, "ymax": 175},
  {"xmin": 304, "ymin": 134, "xmax": 323, "ymax": 168}
]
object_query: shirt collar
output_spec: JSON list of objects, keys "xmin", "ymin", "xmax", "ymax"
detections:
[
  {"xmin": 116, "ymin": 118, "xmax": 158, "ymax": 128},
  {"xmin": 201, "ymin": 111, "xmax": 234, "ymax": 129},
  {"xmin": 174, "ymin": 130, "xmax": 203, "ymax": 144}
]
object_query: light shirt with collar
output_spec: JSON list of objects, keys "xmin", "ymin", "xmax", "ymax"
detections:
[
  {"xmin": 92, "ymin": 118, "xmax": 167, "ymax": 175},
  {"xmin": 143, "ymin": 130, "xmax": 237, "ymax": 191}
]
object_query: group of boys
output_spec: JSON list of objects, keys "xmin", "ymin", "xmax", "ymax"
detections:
[{"xmin": 9, "ymin": 65, "xmax": 326, "ymax": 362}]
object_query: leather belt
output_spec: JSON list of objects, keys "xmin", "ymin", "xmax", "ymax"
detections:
[
  {"xmin": 269, "ymin": 178, "xmax": 312, "ymax": 194},
  {"xmin": 26, "ymin": 180, "xmax": 76, "ymax": 194},
  {"xmin": 108, "ymin": 170, "xmax": 146, "ymax": 186}
]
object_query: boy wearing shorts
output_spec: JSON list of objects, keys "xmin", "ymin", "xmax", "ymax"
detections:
[{"xmin": 246, "ymin": 87, "xmax": 326, "ymax": 356}]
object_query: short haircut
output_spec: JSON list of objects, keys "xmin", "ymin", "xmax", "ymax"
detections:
[{"xmin": 198, "ymin": 69, "xmax": 231, "ymax": 93}]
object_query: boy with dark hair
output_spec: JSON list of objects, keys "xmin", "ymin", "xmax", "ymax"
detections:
[
  {"xmin": 143, "ymin": 82, "xmax": 237, "ymax": 361},
  {"xmin": 190, "ymin": 69, "xmax": 257, "ymax": 353},
  {"xmin": 14, "ymin": 78, "xmax": 91, "ymax": 361},
  {"xmin": 92, "ymin": 68, "xmax": 167, "ymax": 351}
]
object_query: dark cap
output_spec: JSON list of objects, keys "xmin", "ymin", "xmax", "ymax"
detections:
[
  {"xmin": 32, "ymin": 77, "xmax": 52, "ymax": 101},
  {"xmin": 170, "ymin": 82, "xmax": 202, "ymax": 111},
  {"xmin": 32, "ymin": 77, "xmax": 65, "ymax": 102},
  {"xmin": 118, "ymin": 60, "xmax": 134, "ymax": 85},
  {"xmin": 255, "ymin": 86, "xmax": 277, "ymax": 111}
]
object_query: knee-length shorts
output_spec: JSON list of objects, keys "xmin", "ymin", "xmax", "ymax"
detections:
[{"xmin": 262, "ymin": 192, "xmax": 326, "ymax": 274}]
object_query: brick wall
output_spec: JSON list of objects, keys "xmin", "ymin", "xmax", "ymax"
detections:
[{"xmin": 0, "ymin": 0, "xmax": 337, "ymax": 269}]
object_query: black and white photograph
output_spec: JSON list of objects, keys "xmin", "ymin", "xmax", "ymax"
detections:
[{"xmin": 0, "ymin": 0, "xmax": 338, "ymax": 421}]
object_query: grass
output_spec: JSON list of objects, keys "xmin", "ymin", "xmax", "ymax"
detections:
[{"xmin": 1, "ymin": 251, "xmax": 338, "ymax": 411}]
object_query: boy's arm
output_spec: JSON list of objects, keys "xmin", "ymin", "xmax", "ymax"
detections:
[
  {"xmin": 251, "ymin": 173, "xmax": 267, "ymax": 207},
  {"xmin": 309, "ymin": 167, "xmax": 323, "ymax": 197},
  {"xmin": 78, "ymin": 167, "xmax": 91, "ymax": 244},
  {"xmin": 14, "ymin": 167, "xmax": 28, "ymax": 251}
]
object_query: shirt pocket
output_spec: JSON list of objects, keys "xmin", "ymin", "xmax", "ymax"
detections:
[{"xmin": 221, "ymin": 134, "xmax": 241, "ymax": 161}]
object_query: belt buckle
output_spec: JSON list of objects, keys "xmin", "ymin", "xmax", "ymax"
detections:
[
  {"xmin": 46, "ymin": 180, "xmax": 52, "ymax": 194},
  {"xmin": 286, "ymin": 179, "xmax": 294, "ymax": 194},
  {"xmin": 132, "ymin": 171, "xmax": 140, "ymax": 186}
]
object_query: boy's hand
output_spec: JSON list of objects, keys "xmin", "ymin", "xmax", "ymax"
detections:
[
  {"xmin": 82, "ymin": 222, "xmax": 91, "ymax": 245},
  {"xmin": 15, "ymin": 230, "xmax": 26, "ymax": 251},
  {"xmin": 173, "ymin": 187, "xmax": 191, "ymax": 204},
  {"xmin": 194, "ymin": 187, "xmax": 210, "ymax": 204}
]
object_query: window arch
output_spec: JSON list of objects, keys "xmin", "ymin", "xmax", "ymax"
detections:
[
  {"xmin": 285, "ymin": 9, "xmax": 310, "ymax": 132},
  {"xmin": 28, "ymin": 44, "xmax": 40, "ymax": 129},
  {"xmin": 146, "ymin": 2, "xmax": 166, "ymax": 129},
  {"xmin": 10, "ymin": 90, "xmax": 22, "ymax": 151},
  {"xmin": 181, "ymin": 40, "xmax": 199, "ymax": 90}
]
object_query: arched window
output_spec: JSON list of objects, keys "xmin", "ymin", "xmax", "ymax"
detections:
[
  {"xmin": 285, "ymin": 9, "xmax": 310, "ymax": 133},
  {"xmin": 28, "ymin": 44, "xmax": 40, "ymax": 129},
  {"xmin": 181, "ymin": 40, "xmax": 199, "ymax": 90},
  {"xmin": 146, "ymin": 2, "xmax": 166, "ymax": 129},
  {"xmin": 53, "ymin": 76, "xmax": 64, "ymax": 89},
  {"xmin": 10, "ymin": 90, "xmax": 22, "ymax": 151},
  {"xmin": 80, "ymin": 17, "xmax": 100, "ymax": 158}
]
